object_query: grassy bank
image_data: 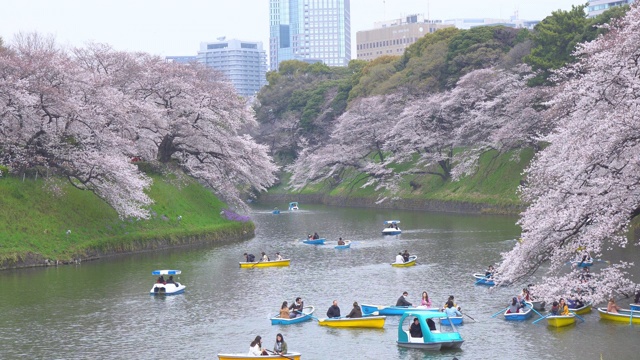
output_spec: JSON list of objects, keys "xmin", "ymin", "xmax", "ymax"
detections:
[
  {"xmin": 267, "ymin": 149, "xmax": 533, "ymax": 211},
  {"xmin": 0, "ymin": 171, "xmax": 252, "ymax": 267}
]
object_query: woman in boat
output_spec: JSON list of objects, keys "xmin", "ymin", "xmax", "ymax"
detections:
[
  {"xmin": 326, "ymin": 300, "xmax": 341, "ymax": 318},
  {"xmin": 273, "ymin": 333, "xmax": 288, "ymax": 355},
  {"xmin": 288, "ymin": 297, "xmax": 304, "ymax": 317},
  {"xmin": 607, "ymin": 298, "xmax": 621, "ymax": 314},
  {"xmin": 279, "ymin": 301, "xmax": 290, "ymax": 319},
  {"xmin": 520, "ymin": 288, "xmax": 531, "ymax": 301},
  {"xmin": 261, "ymin": 252, "xmax": 269, "ymax": 262},
  {"xmin": 157, "ymin": 275, "xmax": 165, "ymax": 284},
  {"xmin": 442, "ymin": 295, "xmax": 461, "ymax": 311},
  {"xmin": 444, "ymin": 300, "xmax": 462, "ymax": 317},
  {"xmin": 420, "ymin": 291, "xmax": 432, "ymax": 308},
  {"xmin": 346, "ymin": 302, "xmax": 362, "ymax": 318},
  {"xmin": 249, "ymin": 335, "xmax": 268, "ymax": 356},
  {"xmin": 395, "ymin": 252, "xmax": 404, "ymax": 263},
  {"xmin": 275, "ymin": 252, "xmax": 283, "ymax": 261},
  {"xmin": 559, "ymin": 298, "xmax": 569, "ymax": 315},
  {"xmin": 409, "ymin": 317, "xmax": 423, "ymax": 338},
  {"xmin": 507, "ymin": 297, "xmax": 520, "ymax": 313}
]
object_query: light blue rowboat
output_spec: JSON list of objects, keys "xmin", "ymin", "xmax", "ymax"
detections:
[
  {"xmin": 439, "ymin": 316, "xmax": 463, "ymax": 326},
  {"xmin": 362, "ymin": 304, "xmax": 439, "ymax": 316},
  {"xmin": 302, "ymin": 238, "xmax": 325, "ymax": 245},
  {"xmin": 472, "ymin": 273, "xmax": 495, "ymax": 286},
  {"xmin": 503, "ymin": 305, "xmax": 533, "ymax": 321},
  {"xmin": 270, "ymin": 306, "xmax": 315, "ymax": 325},
  {"xmin": 334, "ymin": 240, "xmax": 351, "ymax": 249}
]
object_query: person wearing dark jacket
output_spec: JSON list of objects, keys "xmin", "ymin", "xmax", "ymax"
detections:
[
  {"xmin": 396, "ymin": 291, "xmax": 412, "ymax": 307},
  {"xmin": 409, "ymin": 318, "xmax": 423, "ymax": 338},
  {"xmin": 346, "ymin": 302, "xmax": 362, "ymax": 318},
  {"xmin": 326, "ymin": 300, "xmax": 341, "ymax": 318}
]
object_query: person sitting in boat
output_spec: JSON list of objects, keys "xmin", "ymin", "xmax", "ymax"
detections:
[
  {"xmin": 396, "ymin": 291, "xmax": 413, "ymax": 307},
  {"xmin": 395, "ymin": 252, "xmax": 405, "ymax": 264},
  {"xmin": 444, "ymin": 300, "xmax": 462, "ymax": 317},
  {"xmin": 346, "ymin": 301, "xmax": 363, "ymax": 318},
  {"xmin": 326, "ymin": 300, "xmax": 341, "ymax": 318},
  {"xmin": 580, "ymin": 252, "xmax": 592, "ymax": 264},
  {"xmin": 635, "ymin": 290, "xmax": 640, "ymax": 304},
  {"xmin": 289, "ymin": 297, "xmax": 304, "ymax": 318},
  {"xmin": 520, "ymin": 288, "xmax": 531, "ymax": 301},
  {"xmin": 307, "ymin": 234, "xmax": 312, "ymax": 240},
  {"xmin": 607, "ymin": 297, "xmax": 621, "ymax": 314},
  {"xmin": 261, "ymin": 252, "xmax": 269, "ymax": 262},
  {"xmin": 567, "ymin": 295, "xmax": 584, "ymax": 309},
  {"xmin": 427, "ymin": 318, "xmax": 437, "ymax": 331},
  {"xmin": 550, "ymin": 301, "xmax": 560, "ymax": 315},
  {"xmin": 166, "ymin": 276, "xmax": 175, "ymax": 284},
  {"xmin": 273, "ymin": 333, "xmax": 288, "ymax": 356},
  {"xmin": 249, "ymin": 335, "xmax": 268, "ymax": 356},
  {"xmin": 402, "ymin": 250, "xmax": 410, "ymax": 262},
  {"xmin": 409, "ymin": 317, "xmax": 423, "ymax": 338},
  {"xmin": 507, "ymin": 297, "xmax": 521, "ymax": 314},
  {"xmin": 485, "ymin": 265, "xmax": 495, "ymax": 278},
  {"xmin": 243, "ymin": 252, "xmax": 255, "ymax": 262},
  {"xmin": 421, "ymin": 291, "xmax": 432, "ymax": 308},
  {"xmin": 275, "ymin": 252, "xmax": 283, "ymax": 261},
  {"xmin": 279, "ymin": 301, "xmax": 290, "ymax": 319},
  {"xmin": 559, "ymin": 298, "xmax": 569, "ymax": 315},
  {"xmin": 337, "ymin": 237, "xmax": 345, "ymax": 245},
  {"xmin": 156, "ymin": 275, "xmax": 165, "ymax": 284},
  {"xmin": 313, "ymin": 232, "xmax": 320, "ymax": 240},
  {"xmin": 443, "ymin": 295, "xmax": 461, "ymax": 311}
]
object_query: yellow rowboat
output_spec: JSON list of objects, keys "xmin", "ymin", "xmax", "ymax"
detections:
[
  {"xmin": 547, "ymin": 314, "xmax": 576, "ymax": 327},
  {"xmin": 217, "ymin": 352, "xmax": 301, "ymax": 360},
  {"xmin": 572, "ymin": 302, "xmax": 592, "ymax": 315},
  {"xmin": 239, "ymin": 259, "xmax": 291, "ymax": 268},
  {"xmin": 318, "ymin": 315, "xmax": 386, "ymax": 328},
  {"xmin": 597, "ymin": 308, "xmax": 640, "ymax": 324},
  {"xmin": 391, "ymin": 255, "xmax": 417, "ymax": 267}
]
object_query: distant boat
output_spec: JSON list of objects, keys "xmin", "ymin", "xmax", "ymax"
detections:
[
  {"xmin": 597, "ymin": 307, "xmax": 640, "ymax": 324},
  {"xmin": 571, "ymin": 302, "xmax": 593, "ymax": 315},
  {"xmin": 334, "ymin": 240, "xmax": 351, "ymax": 249},
  {"xmin": 302, "ymin": 238, "xmax": 325, "ymax": 245},
  {"xmin": 382, "ymin": 220, "xmax": 401, "ymax": 235},
  {"xmin": 288, "ymin": 202, "xmax": 299, "ymax": 211},
  {"xmin": 270, "ymin": 306, "xmax": 315, "ymax": 325},
  {"xmin": 396, "ymin": 311, "xmax": 464, "ymax": 350},
  {"xmin": 546, "ymin": 314, "xmax": 576, "ymax": 327},
  {"xmin": 391, "ymin": 255, "xmax": 417, "ymax": 267},
  {"xmin": 439, "ymin": 316, "xmax": 463, "ymax": 326},
  {"xmin": 361, "ymin": 304, "xmax": 439, "ymax": 316},
  {"xmin": 503, "ymin": 305, "xmax": 533, "ymax": 321},
  {"xmin": 239, "ymin": 259, "xmax": 291, "ymax": 268},
  {"xmin": 272, "ymin": 209, "xmax": 280, "ymax": 214},
  {"xmin": 150, "ymin": 270, "xmax": 185, "ymax": 295},
  {"xmin": 217, "ymin": 352, "xmax": 302, "ymax": 360},
  {"xmin": 472, "ymin": 273, "xmax": 495, "ymax": 286},
  {"xmin": 317, "ymin": 315, "xmax": 386, "ymax": 329}
]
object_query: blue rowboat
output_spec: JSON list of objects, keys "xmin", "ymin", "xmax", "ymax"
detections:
[
  {"xmin": 302, "ymin": 238, "xmax": 325, "ymax": 245},
  {"xmin": 439, "ymin": 316, "xmax": 463, "ymax": 326},
  {"xmin": 270, "ymin": 306, "xmax": 315, "ymax": 325},
  {"xmin": 272, "ymin": 209, "xmax": 280, "ymax": 214},
  {"xmin": 472, "ymin": 273, "xmax": 495, "ymax": 286},
  {"xmin": 362, "ymin": 304, "xmax": 439, "ymax": 316},
  {"xmin": 630, "ymin": 304, "xmax": 640, "ymax": 311},
  {"xmin": 397, "ymin": 311, "xmax": 464, "ymax": 350},
  {"xmin": 334, "ymin": 240, "xmax": 351, "ymax": 249},
  {"xmin": 503, "ymin": 305, "xmax": 533, "ymax": 321},
  {"xmin": 571, "ymin": 259, "xmax": 593, "ymax": 267}
]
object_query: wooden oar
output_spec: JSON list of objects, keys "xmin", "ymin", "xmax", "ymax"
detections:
[
  {"xmin": 532, "ymin": 313, "xmax": 551, "ymax": 324},
  {"xmin": 265, "ymin": 349, "xmax": 295, "ymax": 360},
  {"xmin": 462, "ymin": 312, "xmax": 477, "ymax": 322},
  {"xmin": 250, "ymin": 258, "xmax": 265, "ymax": 268},
  {"xmin": 491, "ymin": 307, "xmax": 508, "ymax": 318}
]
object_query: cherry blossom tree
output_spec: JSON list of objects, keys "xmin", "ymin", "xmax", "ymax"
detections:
[{"xmin": 497, "ymin": 4, "xmax": 640, "ymax": 303}]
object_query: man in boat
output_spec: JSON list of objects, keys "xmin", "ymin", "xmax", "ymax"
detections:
[
  {"xmin": 395, "ymin": 252, "xmax": 404, "ymax": 263},
  {"xmin": 402, "ymin": 250, "xmax": 410, "ymax": 262},
  {"xmin": 396, "ymin": 291, "xmax": 413, "ymax": 307},
  {"xmin": 326, "ymin": 300, "xmax": 341, "ymax": 318},
  {"xmin": 338, "ymin": 237, "xmax": 345, "ymax": 245},
  {"xmin": 289, "ymin": 297, "xmax": 304, "ymax": 318},
  {"xmin": 313, "ymin": 232, "xmax": 320, "ymax": 240},
  {"xmin": 243, "ymin": 253, "xmax": 255, "ymax": 262},
  {"xmin": 409, "ymin": 318, "xmax": 423, "ymax": 338}
]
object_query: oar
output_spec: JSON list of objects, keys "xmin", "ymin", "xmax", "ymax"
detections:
[
  {"xmin": 265, "ymin": 349, "xmax": 295, "ymax": 360},
  {"xmin": 462, "ymin": 312, "xmax": 477, "ymax": 322},
  {"xmin": 569, "ymin": 311, "xmax": 586, "ymax": 323},
  {"xmin": 532, "ymin": 313, "xmax": 551, "ymax": 324},
  {"xmin": 525, "ymin": 302, "xmax": 545, "ymax": 319},
  {"xmin": 475, "ymin": 275, "xmax": 490, "ymax": 285},
  {"xmin": 250, "ymin": 258, "xmax": 265, "ymax": 268},
  {"xmin": 491, "ymin": 307, "xmax": 509, "ymax": 318}
]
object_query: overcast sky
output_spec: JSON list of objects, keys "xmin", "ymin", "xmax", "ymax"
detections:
[{"xmin": 1, "ymin": 0, "xmax": 580, "ymax": 58}]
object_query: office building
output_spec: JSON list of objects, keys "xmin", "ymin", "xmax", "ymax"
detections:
[
  {"xmin": 196, "ymin": 38, "xmax": 268, "ymax": 98},
  {"xmin": 444, "ymin": 12, "xmax": 538, "ymax": 30},
  {"xmin": 588, "ymin": 0, "xmax": 635, "ymax": 17},
  {"xmin": 356, "ymin": 14, "xmax": 452, "ymax": 61},
  {"xmin": 165, "ymin": 56, "xmax": 197, "ymax": 64},
  {"xmin": 269, "ymin": 0, "xmax": 351, "ymax": 70}
]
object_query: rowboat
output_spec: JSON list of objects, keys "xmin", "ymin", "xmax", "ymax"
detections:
[
  {"xmin": 302, "ymin": 238, "xmax": 325, "ymax": 245},
  {"xmin": 288, "ymin": 202, "xmax": 299, "ymax": 211},
  {"xmin": 571, "ymin": 259, "xmax": 593, "ymax": 267},
  {"xmin": 272, "ymin": 209, "xmax": 280, "ymax": 214},
  {"xmin": 391, "ymin": 255, "xmax": 417, "ymax": 267},
  {"xmin": 270, "ymin": 306, "xmax": 315, "ymax": 325},
  {"xmin": 217, "ymin": 352, "xmax": 301, "ymax": 360},
  {"xmin": 382, "ymin": 220, "xmax": 402, "ymax": 235},
  {"xmin": 597, "ymin": 307, "xmax": 640, "ymax": 324},
  {"xmin": 503, "ymin": 305, "xmax": 533, "ymax": 321},
  {"xmin": 546, "ymin": 314, "xmax": 576, "ymax": 327},
  {"xmin": 439, "ymin": 316, "xmax": 463, "ymax": 326},
  {"xmin": 397, "ymin": 311, "xmax": 464, "ymax": 350},
  {"xmin": 334, "ymin": 240, "xmax": 351, "ymax": 249},
  {"xmin": 150, "ymin": 270, "xmax": 186, "ymax": 295},
  {"xmin": 530, "ymin": 300, "xmax": 546, "ymax": 311},
  {"xmin": 317, "ymin": 315, "xmax": 386, "ymax": 328},
  {"xmin": 472, "ymin": 273, "xmax": 495, "ymax": 286},
  {"xmin": 630, "ymin": 303, "xmax": 640, "ymax": 311},
  {"xmin": 361, "ymin": 304, "xmax": 439, "ymax": 316},
  {"xmin": 571, "ymin": 302, "xmax": 593, "ymax": 315},
  {"xmin": 239, "ymin": 259, "xmax": 291, "ymax": 268}
]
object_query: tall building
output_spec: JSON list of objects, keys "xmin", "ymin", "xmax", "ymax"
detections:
[
  {"xmin": 269, "ymin": 0, "xmax": 351, "ymax": 70},
  {"xmin": 588, "ymin": 0, "xmax": 635, "ymax": 17},
  {"xmin": 196, "ymin": 38, "xmax": 267, "ymax": 98},
  {"xmin": 165, "ymin": 56, "xmax": 197, "ymax": 64},
  {"xmin": 356, "ymin": 14, "xmax": 452, "ymax": 61}
]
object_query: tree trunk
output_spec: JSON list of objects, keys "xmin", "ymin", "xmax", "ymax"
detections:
[{"xmin": 157, "ymin": 135, "xmax": 175, "ymax": 163}]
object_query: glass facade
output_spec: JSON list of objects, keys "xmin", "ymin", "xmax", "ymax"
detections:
[
  {"xmin": 269, "ymin": 0, "xmax": 351, "ymax": 70},
  {"xmin": 587, "ymin": 0, "xmax": 635, "ymax": 17},
  {"xmin": 196, "ymin": 39, "xmax": 268, "ymax": 98}
]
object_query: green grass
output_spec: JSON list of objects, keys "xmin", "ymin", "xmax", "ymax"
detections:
[{"xmin": 0, "ymin": 173, "xmax": 252, "ymax": 263}]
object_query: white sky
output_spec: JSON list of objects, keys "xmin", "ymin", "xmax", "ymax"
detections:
[{"xmin": 1, "ymin": 0, "xmax": 580, "ymax": 60}]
